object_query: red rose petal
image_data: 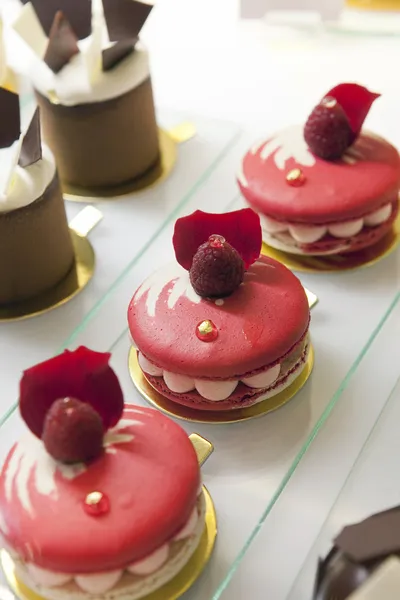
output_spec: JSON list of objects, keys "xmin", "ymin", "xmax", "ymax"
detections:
[
  {"xmin": 326, "ymin": 83, "xmax": 380, "ymax": 139},
  {"xmin": 19, "ymin": 347, "xmax": 124, "ymax": 438},
  {"xmin": 173, "ymin": 208, "xmax": 262, "ymax": 271}
]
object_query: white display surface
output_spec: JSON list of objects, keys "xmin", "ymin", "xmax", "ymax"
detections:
[
  {"xmin": 1, "ymin": 0, "xmax": 400, "ymax": 598},
  {"xmin": 216, "ymin": 296, "xmax": 400, "ymax": 599},
  {"xmin": 287, "ymin": 304, "xmax": 400, "ymax": 600}
]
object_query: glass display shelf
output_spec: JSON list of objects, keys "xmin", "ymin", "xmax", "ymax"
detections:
[
  {"xmin": 1, "ymin": 123, "xmax": 398, "ymax": 598},
  {"xmin": 0, "ymin": 112, "xmax": 240, "ymax": 418},
  {"xmin": 213, "ymin": 290, "xmax": 400, "ymax": 600},
  {"xmin": 287, "ymin": 299, "xmax": 400, "ymax": 599}
]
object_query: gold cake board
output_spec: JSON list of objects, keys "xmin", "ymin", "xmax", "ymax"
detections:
[
  {"xmin": 63, "ymin": 128, "xmax": 179, "ymax": 202},
  {"xmin": 0, "ymin": 487, "xmax": 216, "ymax": 600},
  {"xmin": 128, "ymin": 345, "xmax": 314, "ymax": 424},
  {"xmin": 261, "ymin": 212, "xmax": 400, "ymax": 273}
]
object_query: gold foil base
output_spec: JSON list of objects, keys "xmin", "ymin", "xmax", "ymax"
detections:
[
  {"xmin": 63, "ymin": 128, "xmax": 177, "ymax": 202},
  {"xmin": 262, "ymin": 212, "xmax": 400, "ymax": 273},
  {"xmin": 0, "ymin": 488, "xmax": 217, "ymax": 600},
  {"xmin": 0, "ymin": 231, "xmax": 95, "ymax": 322},
  {"xmin": 304, "ymin": 288, "xmax": 318, "ymax": 309},
  {"xmin": 168, "ymin": 122, "xmax": 197, "ymax": 144},
  {"xmin": 346, "ymin": 0, "xmax": 400, "ymax": 10},
  {"xmin": 189, "ymin": 433, "xmax": 214, "ymax": 466},
  {"xmin": 128, "ymin": 345, "xmax": 314, "ymax": 424}
]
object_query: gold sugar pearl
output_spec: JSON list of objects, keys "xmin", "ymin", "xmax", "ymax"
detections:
[
  {"xmin": 83, "ymin": 491, "xmax": 110, "ymax": 516},
  {"xmin": 85, "ymin": 491, "xmax": 103, "ymax": 506},
  {"xmin": 286, "ymin": 168, "xmax": 306, "ymax": 187},
  {"xmin": 198, "ymin": 320, "xmax": 213, "ymax": 335},
  {"xmin": 196, "ymin": 319, "xmax": 218, "ymax": 342}
]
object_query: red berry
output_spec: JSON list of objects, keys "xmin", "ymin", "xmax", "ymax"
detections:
[
  {"xmin": 304, "ymin": 96, "xmax": 353, "ymax": 160},
  {"xmin": 189, "ymin": 234, "xmax": 245, "ymax": 298},
  {"xmin": 42, "ymin": 397, "xmax": 104, "ymax": 464}
]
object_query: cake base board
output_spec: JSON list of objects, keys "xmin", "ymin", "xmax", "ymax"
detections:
[
  {"xmin": 0, "ymin": 487, "xmax": 216, "ymax": 600},
  {"xmin": 63, "ymin": 129, "xmax": 177, "ymax": 202},
  {"xmin": 128, "ymin": 345, "xmax": 314, "ymax": 424},
  {"xmin": 261, "ymin": 211, "xmax": 400, "ymax": 274},
  {"xmin": 0, "ymin": 231, "xmax": 94, "ymax": 322}
]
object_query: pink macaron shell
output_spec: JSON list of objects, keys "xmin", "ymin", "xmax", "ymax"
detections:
[
  {"xmin": 239, "ymin": 126, "xmax": 400, "ymax": 225},
  {"xmin": 128, "ymin": 255, "xmax": 310, "ymax": 380},
  {"xmin": 0, "ymin": 406, "xmax": 200, "ymax": 574}
]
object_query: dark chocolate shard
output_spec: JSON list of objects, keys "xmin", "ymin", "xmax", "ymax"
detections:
[
  {"xmin": 102, "ymin": 39, "xmax": 137, "ymax": 72},
  {"xmin": 102, "ymin": 0, "xmax": 153, "ymax": 42},
  {"xmin": 44, "ymin": 11, "xmax": 80, "ymax": 74},
  {"xmin": 334, "ymin": 508, "xmax": 400, "ymax": 563},
  {"xmin": 20, "ymin": 0, "xmax": 92, "ymax": 40},
  {"xmin": 18, "ymin": 108, "xmax": 42, "ymax": 168},
  {"xmin": 0, "ymin": 88, "xmax": 21, "ymax": 149}
]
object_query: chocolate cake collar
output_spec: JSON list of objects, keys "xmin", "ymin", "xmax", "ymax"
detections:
[
  {"xmin": 0, "ymin": 88, "xmax": 20, "ymax": 149},
  {"xmin": 102, "ymin": 38, "xmax": 137, "ymax": 72},
  {"xmin": 335, "ymin": 507, "xmax": 400, "ymax": 563},
  {"xmin": 20, "ymin": 0, "xmax": 92, "ymax": 40},
  {"xmin": 18, "ymin": 108, "xmax": 42, "ymax": 168},
  {"xmin": 102, "ymin": 0, "xmax": 153, "ymax": 42},
  {"xmin": 43, "ymin": 11, "xmax": 80, "ymax": 74}
]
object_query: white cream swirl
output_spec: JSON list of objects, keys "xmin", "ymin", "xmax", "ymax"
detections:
[
  {"xmin": 13, "ymin": 1, "xmax": 151, "ymax": 106},
  {"xmin": 32, "ymin": 46, "xmax": 151, "ymax": 107},
  {"xmin": 0, "ymin": 145, "xmax": 56, "ymax": 213}
]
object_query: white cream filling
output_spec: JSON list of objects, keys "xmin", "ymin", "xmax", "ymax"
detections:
[
  {"xmin": 138, "ymin": 352, "xmax": 282, "ymax": 401},
  {"xmin": 24, "ymin": 492, "xmax": 202, "ymax": 594},
  {"xmin": 0, "ymin": 145, "xmax": 56, "ymax": 213},
  {"xmin": 250, "ymin": 346, "xmax": 310, "ymax": 406},
  {"xmin": 259, "ymin": 202, "xmax": 393, "ymax": 244}
]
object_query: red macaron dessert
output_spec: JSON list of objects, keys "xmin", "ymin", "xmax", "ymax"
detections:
[
  {"xmin": 238, "ymin": 83, "xmax": 400, "ymax": 256},
  {"xmin": 128, "ymin": 209, "xmax": 311, "ymax": 412},
  {"xmin": 0, "ymin": 347, "xmax": 206, "ymax": 600}
]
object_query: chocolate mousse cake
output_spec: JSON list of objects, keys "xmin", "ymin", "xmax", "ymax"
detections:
[
  {"xmin": 313, "ymin": 505, "xmax": 400, "ymax": 599},
  {"xmin": 15, "ymin": 0, "xmax": 160, "ymax": 190},
  {"xmin": 0, "ymin": 89, "xmax": 74, "ymax": 305}
]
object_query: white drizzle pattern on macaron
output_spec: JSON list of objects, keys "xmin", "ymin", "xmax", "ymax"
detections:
[
  {"xmin": 3, "ymin": 413, "xmax": 141, "ymax": 516},
  {"xmin": 134, "ymin": 260, "xmax": 273, "ymax": 319}
]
